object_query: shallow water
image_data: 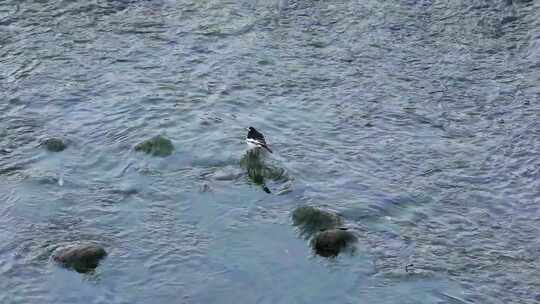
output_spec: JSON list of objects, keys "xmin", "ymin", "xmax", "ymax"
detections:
[{"xmin": 1, "ymin": 0, "xmax": 540, "ymax": 303}]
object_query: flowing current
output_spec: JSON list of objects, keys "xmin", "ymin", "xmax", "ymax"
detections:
[{"xmin": 1, "ymin": 0, "xmax": 539, "ymax": 303}]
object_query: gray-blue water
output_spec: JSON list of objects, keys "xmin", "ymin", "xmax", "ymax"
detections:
[{"xmin": 1, "ymin": 0, "xmax": 540, "ymax": 303}]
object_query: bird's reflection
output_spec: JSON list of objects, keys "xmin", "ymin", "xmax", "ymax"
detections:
[{"xmin": 240, "ymin": 149, "xmax": 287, "ymax": 193}]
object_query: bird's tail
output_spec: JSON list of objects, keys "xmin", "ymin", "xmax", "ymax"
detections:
[{"xmin": 261, "ymin": 144, "xmax": 273, "ymax": 153}]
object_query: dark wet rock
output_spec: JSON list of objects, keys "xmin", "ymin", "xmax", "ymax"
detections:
[
  {"xmin": 52, "ymin": 243, "xmax": 107, "ymax": 273},
  {"xmin": 43, "ymin": 138, "xmax": 66, "ymax": 152},
  {"xmin": 134, "ymin": 135, "xmax": 174, "ymax": 157},
  {"xmin": 311, "ymin": 228, "xmax": 357, "ymax": 257},
  {"xmin": 292, "ymin": 206, "xmax": 342, "ymax": 238}
]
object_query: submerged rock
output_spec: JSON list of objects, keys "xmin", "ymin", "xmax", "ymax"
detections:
[
  {"xmin": 199, "ymin": 182, "xmax": 212, "ymax": 193},
  {"xmin": 43, "ymin": 138, "xmax": 66, "ymax": 152},
  {"xmin": 0, "ymin": 148, "xmax": 12, "ymax": 154},
  {"xmin": 134, "ymin": 135, "xmax": 174, "ymax": 157},
  {"xmin": 212, "ymin": 167, "xmax": 243, "ymax": 181},
  {"xmin": 240, "ymin": 149, "xmax": 288, "ymax": 193},
  {"xmin": 311, "ymin": 228, "xmax": 357, "ymax": 257},
  {"xmin": 292, "ymin": 206, "xmax": 342, "ymax": 238},
  {"xmin": 52, "ymin": 243, "xmax": 107, "ymax": 273}
]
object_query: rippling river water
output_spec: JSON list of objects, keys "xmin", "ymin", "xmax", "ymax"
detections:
[{"xmin": 1, "ymin": 0, "xmax": 540, "ymax": 303}]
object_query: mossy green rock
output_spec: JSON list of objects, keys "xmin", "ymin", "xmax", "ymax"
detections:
[
  {"xmin": 43, "ymin": 138, "xmax": 66, "ymax": 152},
  {"xmin": 239, "ymin": 149, "xmax": 289, "ymax": 193},
  {"xmin": 292, "ymin": 206, "xmax": 342, "ymax": 238},
  {"xmin": 52, "ymin": 243, "xmax": 107, "ymax": 273},
  {"xmin": 134, "ymin": 135, "xmax": 174, "ymax": 157},
  {"xmin": 311, "ymin": 229, "xmax": 357, "ymax": 257}
]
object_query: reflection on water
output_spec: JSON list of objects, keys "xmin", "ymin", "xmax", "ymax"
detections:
[
  {"xmin": 292, "ymin": 205, "xmax": 342, "ymax": 239},
  {"xmin": 1, "ymin": 0, "xmax": 540, "ymax": 303},
  {"xmin": 239, "ymin": 148, "xmax": 288, "ymax": 194}
]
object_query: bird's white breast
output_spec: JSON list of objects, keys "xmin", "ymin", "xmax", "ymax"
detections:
[{"xmin": 246, "ymin": 138, "xmax": 261, "ymax": 149}]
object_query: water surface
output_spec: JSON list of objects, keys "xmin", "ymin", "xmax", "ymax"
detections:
[{"xmin": 1, "ymin": 0, "xmax": 540, "ymax": 303}]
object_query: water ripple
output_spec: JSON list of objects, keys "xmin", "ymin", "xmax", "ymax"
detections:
[{"xmin": 1, "ymin": 0, "xmax": 540, "ymax": 303}]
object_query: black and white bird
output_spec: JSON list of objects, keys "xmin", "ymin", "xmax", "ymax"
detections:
[{"xmin": 246, "ymin": 127, "xmax": 273, "ymax": 153}]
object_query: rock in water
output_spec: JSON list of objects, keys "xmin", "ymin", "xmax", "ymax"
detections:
[
  {"xmin": 239, "ymin": 149, "xmax": 289, "ymax": 193},
  {"xmin": 311, "ymin": 229, "xmax": 357, "ymax": 257},
  {"xmin": 211, "ymin": 167, "xmax": 243, "ymax": 181},
  {"xmin": 134, "ymin": 135, "xmax": 174, "ymax": 157},
  {"xmin": 292, "ymin": 206, "xmax": 342, "ymax": 238},
  {"xmin": 43, "ymin": 138, "xmax": 66, "ymax": 152},
  {"xmin": 52, "ymin": 243, "xmax": 107, "ymax": 273}
]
